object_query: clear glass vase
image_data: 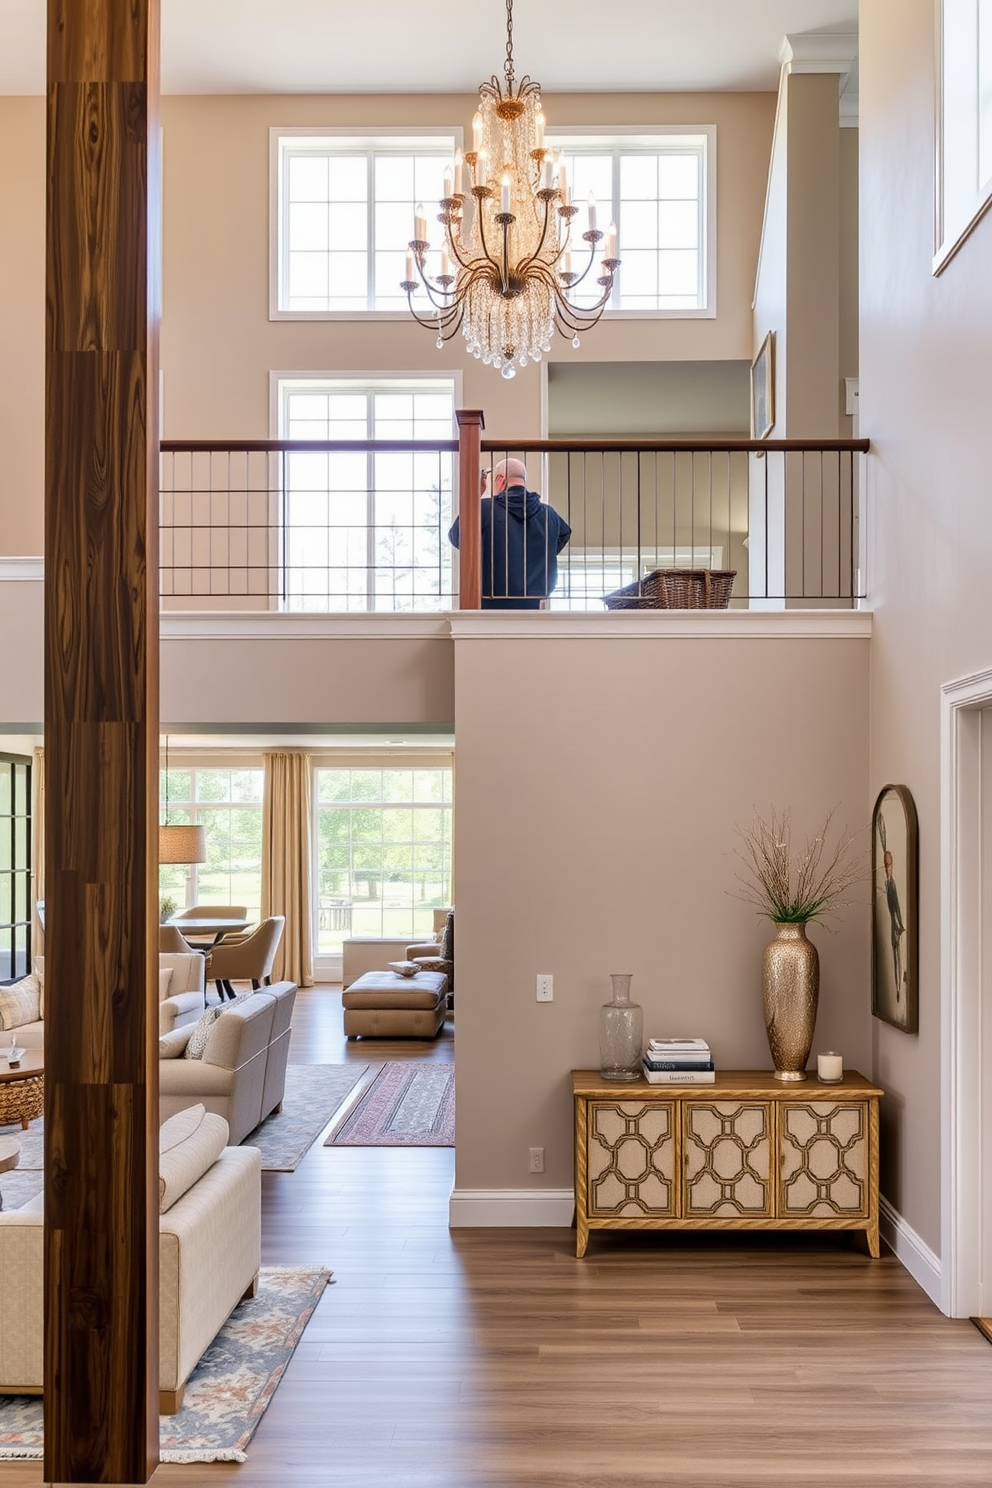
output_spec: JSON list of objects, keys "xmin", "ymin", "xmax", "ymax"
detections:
[{"xmin": 599, "ymin": 973, "xmax": 643, "ymax": 1081}]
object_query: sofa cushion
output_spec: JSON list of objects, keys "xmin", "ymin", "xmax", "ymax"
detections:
[
  {"xmin": 159, "ymin": 967, "xmax": 174, "ymax": 1001},
  {"xmin": 158, "ymin": 1104, "xmax": 230, "ymax": 1213},
  {"xmin": 160, "ymin": 1026, "xmax": 193, "ymax": 1059},
  {"xmin": 183, "ymin": 1005, "xmax": 222, "ymax": 1060},
  {"xmin": 342, "ymin": 970, "xmax": 447, "ymax": 1010},
  {"xmin": 0, "ymin": 974, "xmax": 42, "ymax": 1031}
]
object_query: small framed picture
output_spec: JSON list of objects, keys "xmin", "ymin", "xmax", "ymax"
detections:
[
  {"xmin": 871, "ymin": 784, "xmax": 919, "ymax": 1033},
  {"xmin": 750, "ymin": 331, "xmax": 775, "ymax": 439}
]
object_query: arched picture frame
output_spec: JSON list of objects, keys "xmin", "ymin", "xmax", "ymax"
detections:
[{"xmin": 871, "ymin": 783, "xmax": 919, "ymax": 1033}]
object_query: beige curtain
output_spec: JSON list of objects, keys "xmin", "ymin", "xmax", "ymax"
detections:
[
  {"xmin": 32, "ymin": 747, "xmax": 44, "ymax": 958},
  {"xmin": 262, "ymin": 751, "xmax": 313, "ymax": 987}
]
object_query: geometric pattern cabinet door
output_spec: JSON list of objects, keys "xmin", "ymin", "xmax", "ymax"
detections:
[
  {"xmin": 683, "ymin": 1101, "xmax": 772, "ymax": 1217},
  {"xmin": 587, "ymin": 1100, "xmax": 677, "ymax": 1218},
  {"xmin": 779, "ymin": 1101, "xmax": 870, "ymax": 1219}
]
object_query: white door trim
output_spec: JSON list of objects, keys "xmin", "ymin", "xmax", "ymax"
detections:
[{"xmin": 941, "ymin": 665, "xmax": 992, "ymax": 1316}]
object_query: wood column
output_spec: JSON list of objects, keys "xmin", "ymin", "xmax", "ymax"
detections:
[
  {"xmin": 45, "ymin": 0, "xmax": 161, "ymax": 1482},
  {"xmin": 455, "ymin": 409, "xmax": 484, "ymax": 609}
]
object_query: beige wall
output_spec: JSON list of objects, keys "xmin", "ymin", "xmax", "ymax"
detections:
[
  {"xmin": 838, "ymin": 126, "xmax": 860, "ymax": 435},
  {"xmin": 861, "ymin": 0, "xmax": 992, "ymax": 1252},
  {"xmin": 0, "ymin": 89, "xmax": 773, "ymax": 555},
  {"xmin": 452, "ymin": 627, "xmax": 870, "ymax": 1192},
  {"xmin": 0, "ymin": 99, "xmax": 44, "ymax": 554},
  {"xmin": 159, "ymin": 91, "xmax": 774, "ymax": 446}
]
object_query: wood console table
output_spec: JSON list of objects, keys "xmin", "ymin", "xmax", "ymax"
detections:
[{"xmin": 572, "ymin": 1070, "xmax": 882, "ymax": 1259}]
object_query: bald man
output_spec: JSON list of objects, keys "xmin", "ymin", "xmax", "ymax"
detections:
[{"xmin": 448, "ymin": 458, "xmax": 572, "ymax": 609}]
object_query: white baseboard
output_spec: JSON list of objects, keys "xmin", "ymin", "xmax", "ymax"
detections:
[
  {"xmin": 880, "ymin": 1194, "xmax": 943, "ymax": 1309},
  {"xmin": 449, "ymin": 1188, "xmax": 574, "ymax": 1227}
]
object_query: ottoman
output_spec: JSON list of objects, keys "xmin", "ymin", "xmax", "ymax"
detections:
[{"xmin": 342, "ymin": 970, "xmax": 448, "ymax": 1039}]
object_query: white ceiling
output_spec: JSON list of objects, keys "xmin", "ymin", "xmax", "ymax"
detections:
[{"xmin": 1, "ymin": 1, "xmax": 857, "ymax": 96}]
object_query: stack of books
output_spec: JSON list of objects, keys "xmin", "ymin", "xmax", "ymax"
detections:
[{"xmin": 642, "ymin": 1038, "xmax": 715, "ymax": 1084}]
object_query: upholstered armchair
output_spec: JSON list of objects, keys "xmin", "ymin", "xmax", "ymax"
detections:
[
  {"xmin": 205, "ymin": 915, "xmax": 285, "ymax": 1000},
  {"xmin": 406, "ymin": 907, "xmax": 454, "ymax": 994}
]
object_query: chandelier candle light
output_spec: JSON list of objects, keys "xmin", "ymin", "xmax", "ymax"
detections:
[{"xmin": 401, "ymin": 0, "xmax": 619, "ymax": 377}]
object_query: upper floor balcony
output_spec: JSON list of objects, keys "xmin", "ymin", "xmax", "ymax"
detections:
[{"xmin": 159, "ymin": 415, "xmax": 869, "ymax": 616}]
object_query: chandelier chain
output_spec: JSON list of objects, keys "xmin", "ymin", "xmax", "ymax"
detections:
[{"xmin": 504, "ymin": 0, "xmax": 514, "ymax": 93}]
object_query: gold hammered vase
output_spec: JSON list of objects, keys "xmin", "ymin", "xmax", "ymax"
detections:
[{"xmin": 762, "ymin": 922, "xmax": 819, "ymax": 1081}]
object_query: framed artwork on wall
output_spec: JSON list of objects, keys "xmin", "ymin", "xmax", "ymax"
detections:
[
  {"xmin": 871, "ymin": 783, "xmax": 919, "ymax": 1033},
  {"xmin": 750, "ymin": 331, "xmax": 774, "ymax": 439}
]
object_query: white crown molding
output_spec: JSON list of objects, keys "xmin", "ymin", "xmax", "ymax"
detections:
[
  {"xmin": 0, "ymin": 558, "xmax": 44, "ymax": 581},
  {"xmin": 779, "ymin": 31, "xmax": 858, "ymax": 76},
  {"xmin": 879, "ymin": 1195, "xmax": 943, "ymax": 1311},
  {"xmin": 161, "ymin": 612, "xmax": 452, "ymax": 641},
  {"xmin": 449, "ymin": 1188, "xmax": 575, "ymax": 1228},
  {"xmin": 448, "ymin": 611, "xmax": 873, "ymax": 640}
]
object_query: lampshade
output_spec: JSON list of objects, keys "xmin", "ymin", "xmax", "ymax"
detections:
[{"xmin": 158, "ymin": 824, "xmax": 207, "ymax": 865}]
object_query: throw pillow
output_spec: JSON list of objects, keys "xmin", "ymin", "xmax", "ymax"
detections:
[
  {"xmin": 0, "ymin": 974, "xmax": 42, "ymax": 1031},
  {"xmin": 439, "ymin": 909, "xmax": 454, "ymax": 963},
  {"xmin": 182, "ymin": 1005, "xmax": 222, "ymax": 1060},
  {"xmin": 412, "ymin": 956, "xmax": 448, "ymax": 973},
  {"xmin": 158, "ymin": 967, "xmax": 174, "ymax": 1001},
  {"xmin": 388, "ymin": 961, "xmax": 420, "ymax": 977},
  {"xmin": 34, "ymin": 958, "xmax": 44, "ymax": 1019}
]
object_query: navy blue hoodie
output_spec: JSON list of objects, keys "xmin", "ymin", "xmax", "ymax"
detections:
[{"xmin": 449, "ymin": 485, "xmax": 572, "ymax": 609}]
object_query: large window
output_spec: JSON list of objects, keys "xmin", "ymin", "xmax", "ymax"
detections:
[
  {"xmin": 313, "ymin": 762, "xmax": 452, "ymax": 957},
  {"xmin": 278, "ymin": 377, "xmax": 455, "ymax": 611},
  {"xmin": 549, "ymin": 131, "xmax": 713, "ymax": 312},
  {"xmin": 159, "ymin": 764, "xmax": 264, "ymax": 920},
  {"xmin": 274, "ymin": 131, "xmax": 456, "ymax": 314},
  {"xmin": 0, "ymin": 755, "xmax": 32, "ymax": 981},
  {"xmin": 936, "ymin": 0, "xmax": 992, "ymax": 269}
]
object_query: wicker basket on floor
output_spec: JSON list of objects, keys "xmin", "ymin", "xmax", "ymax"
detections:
[{"xmin": 603, "ymin": 568, "xmax": 737, "ymax": 611}]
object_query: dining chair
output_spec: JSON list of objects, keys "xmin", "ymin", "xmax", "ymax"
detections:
[{"xmin": 206, "ymin": 916, "xmax": 285, "ymax": 1001}]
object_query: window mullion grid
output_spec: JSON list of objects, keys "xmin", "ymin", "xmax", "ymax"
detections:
[
  {"xmin": 367, "ymin": 151, "xmax": 376, "ymax": 312},
  {"xmin": 612, "ymin": 149, "xmax": 621, "ymax": 311},
  {"xmin": 366, "ymin": 395, "xmax": 376, "ymax": 610},
  {"xmin": 697, "ymin": 146, "xmax": 706, "ymax": 309}
]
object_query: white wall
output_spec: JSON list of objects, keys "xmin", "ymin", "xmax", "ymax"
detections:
[{"xmin": 861, "ymin": 0, "xmax": 992, "ymax": 1253}]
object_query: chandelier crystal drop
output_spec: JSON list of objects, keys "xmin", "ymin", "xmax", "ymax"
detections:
[{"xmin": 401, "ymin": 0, "xmax": 619, "ymax": 374}]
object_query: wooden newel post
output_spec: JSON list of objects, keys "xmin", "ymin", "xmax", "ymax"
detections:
[
  {"xmin": 45, "ymin": 0, "xmax": 161, "ymax": 1481},
  {"xmin": 456, "ymin": 409, "xmax": 484, "ymax": 609}
]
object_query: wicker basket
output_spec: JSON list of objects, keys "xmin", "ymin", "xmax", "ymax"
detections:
[{"xmin": 603, "ymin": 568, "xmax": 736, "ymax": 611}]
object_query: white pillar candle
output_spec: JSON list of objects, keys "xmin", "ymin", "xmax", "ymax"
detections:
[
  {"xmin": 535, "ymin": 111, "xmax": 545, "ymax": 150},
  {"xmin": 443, "ymin": 167, "xmax": 453, "ymax": 201},
  {"xmin": 477, "ymin": 150, "xmax": 488, "ymax": 187},
  {"xmin": 454, "ymin": 150, "xmax": 464, "ymax": 196},
  {"xmin": 440, "ymin": 247, "xmax": 450, "ymax": 279},
  {"xmin": 587, "ymin": 192, "xmax": 597, "ymax": 232},
  {"xmin": 472, "ymin": 112, "xmax": 483, "ymax": 152},
  {"xmin": 405, "ymin": 251, "xmax": 415, "ymax": 282},
  {"xmin": 817, "ymin": 1051, "xmax": 844, "ymax": 1082},
  {"xmin": 605, "ymin": 222, "xmax": 617, "ymax": 259},
  {"xmin": 501, "ymin": 175, "xmax": 511, "ymax": 214},
  {"xmin": 415, "ymin": 202, "xmax": 427, "ymax": 241},
  {"xmin": 558, "ymin": 155, "xmax": 569, "ymax": 206},
  {"xmin": 563, "ymin": 248, "xmax": 572, "ymax": 277},
  {"xmin": 541, "ymin": 158, "xmax": 554, "ymax": 190}
]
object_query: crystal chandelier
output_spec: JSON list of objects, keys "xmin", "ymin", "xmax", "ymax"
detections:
[{"xmin": 401, "ymin": 0, "xmax": 619, "ymax": 379}]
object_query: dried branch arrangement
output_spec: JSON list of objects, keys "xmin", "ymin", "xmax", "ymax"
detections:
[{"xmin": 733, "ymin": 807, "xmax": 866, "ymax": 925}]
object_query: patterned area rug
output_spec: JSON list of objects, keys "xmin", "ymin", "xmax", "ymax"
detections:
[
  {"xmin": 326, "ymin": 1062, "xmax": 454, "ymax": 1146},
  {"xmin": 0, "ymin": 1265, "xmax": 330, "ymax": 1463},
  {"xmin": 0, "ymin": 1063, "xmax": 369, "ymax": 1199}
]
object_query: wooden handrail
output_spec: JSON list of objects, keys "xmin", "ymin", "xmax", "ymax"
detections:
[{"xmin": 480, "ymin": 438, "xmax": 871, "ymax": 454}]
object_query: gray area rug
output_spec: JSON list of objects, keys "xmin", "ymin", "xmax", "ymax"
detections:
[
  {"xmin": 0, "ymin": 1063, "xmax": 370, "ymax": 1200},
  {"xmin": 0, "ymin": 1265, "xmax": 330, "ymax": 1463}
]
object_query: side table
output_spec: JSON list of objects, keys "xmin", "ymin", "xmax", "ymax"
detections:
[
  {"xmin": 0, "ymin": 1050, "xmax": 45, "ymax": 1131},
  {"xmin": 573, "ymin": 1069, "xmax": 882, "ymax": 1259}
]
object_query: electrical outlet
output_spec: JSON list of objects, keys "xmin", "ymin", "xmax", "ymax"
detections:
[
  {"xmin": 529, "ymin": 1146, "xmax": 545, "ymax": 1173},
  {"xmin": 536, "ymin": 973, "xmax": 554, "ymax": 1002}
]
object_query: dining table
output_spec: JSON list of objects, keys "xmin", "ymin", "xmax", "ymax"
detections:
[{"xmin": 167, "ymin": 916, "xmax": 253, "ymax": 949}]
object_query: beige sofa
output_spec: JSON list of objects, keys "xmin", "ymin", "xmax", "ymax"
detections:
[
  {"xmin": 0, "ymin": 1103, "xmax": 261, "ymax": 1413},
  {"xmin": 0, "ymin": 954, "xmax": 205, "ymax": 1048},
  {"xmin": 159, "ymin": 981, "xmax": 297, "ymax": 1143}
]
